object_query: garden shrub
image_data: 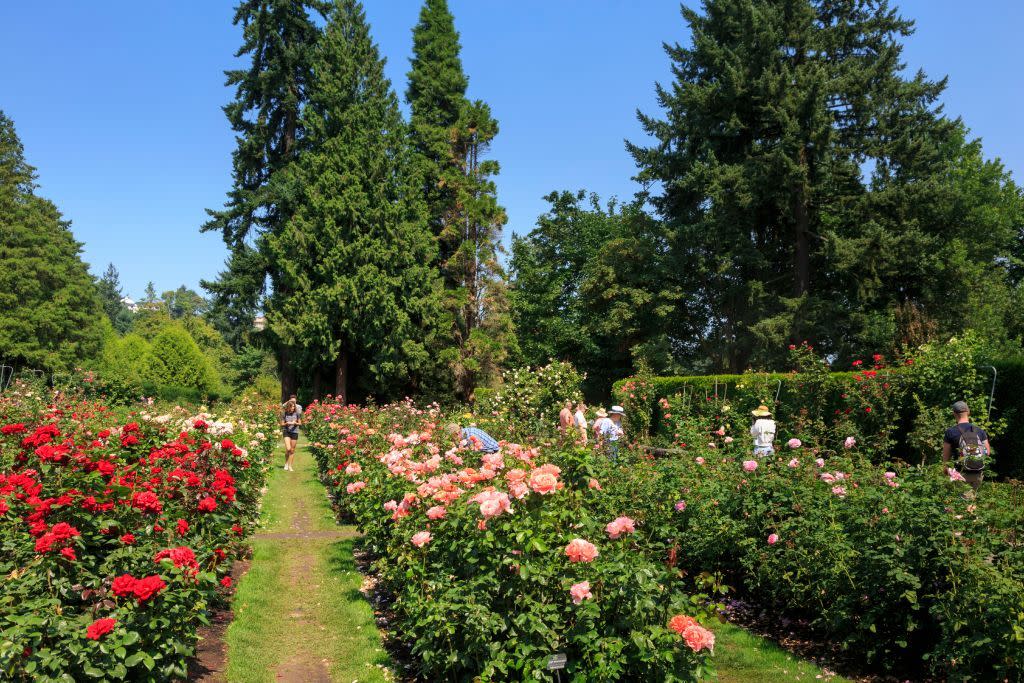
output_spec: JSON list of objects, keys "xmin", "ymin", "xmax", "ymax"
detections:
[{"xmin": 140, "ymin": 326, "xmax": 220, "ymax": 397}]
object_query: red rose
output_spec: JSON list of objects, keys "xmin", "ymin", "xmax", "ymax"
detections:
[
  {"xmin": 1, "ymin": 423, "xmax": 26, "ymax": 435},
  {"xmin": 131, "ymin": 491, "xmax": 162, "ymax": 514},
  {"xmin": 220, "ymin": 576, "xmax": 232, "ymax": 588},
  {"xmin": 132, "ymin": 575, "xmax": 166, "ymax": 603},
  {"xmin": 119, "ymin": 534, "xmax": 135, "ymax": 545},
  {"xmin": 176, "ymin": 519, "xmax": 189, "ymax": 536},
  {"xmin": 60, "ymin": 547, "xmax": 77, "ymax": 561},
  {"xmin": 111, "ymin": 574, "xmax": 138, "ymax": 597},
  {"xmin": 197, "ymin": 496, "xmax": 217, "ymax": 513},
  {"xmin": 86, "ymin": 618, "xmax": 116, "ymax": 640}
]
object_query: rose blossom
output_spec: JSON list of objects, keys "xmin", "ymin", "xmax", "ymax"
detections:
[
  {"xmin": 564, "ymin": 538, "xmax": 599, "ymax": 563},
  {"xmin": 426, "ymin": 505, "xmax": 447, "ymax": 520},
  {"xmin": 695, "ymin": 456, "xmax": 705, "ymax": 465},
  {"xmin": 787, "ymin": 438, "xmax": 802, "ymax": 449},
  {"xmin": 346, "ymin": 481, "xmax": 366, "ymax": 494},
  {"xmin": 831, "ymin": 485, "xmax": 847, "ymax": 498},
  {"xmin": 947, "ymin": 468, "xmax": 966, "ymax": 482},
  {"xmin": 605, "ymin": 516, "xmax": 636, "ymax": 540},
  {"xmin": 86, "ymin": 618, "xmax": 116, "ymax": 641},
  {"xmin": 815, "ymin": 458, "xmax": 825, "ymax": 467},
  {"xmin": 528, "ymin": 464, "xmax": 562, "ymax": 494},
  {"xmin": 767, "ymin": 533, "xmax": 779, "ymax": 545},
  {"xmin": 742, "ymin": 460, "xmax": 758, "ymax": 472},
  {"xmin": 787, "ymin": 458, "xmax": 799, "ymax": 468},
  {"xmin": 844, "ymin": 436, "xmax": 857, "ymax": 449},
  {"xmin": 411, "ymin": 531, "xmax": 432, "ymax": 548},
  {"xmin": 674, "ymin": 500, "xmax": 687, "ymax": 512},
  {"xmin": 569, "ymin": 580, "xmax": 593, "ymax": 605}
]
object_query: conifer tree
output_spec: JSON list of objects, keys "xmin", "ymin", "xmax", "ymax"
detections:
[
  {"xmin": 406, "ymin": 0, "xmax": 516, "ymax": 399},
  {"xmin": 0, "ymin": 111, "xmax": 104, "ymax": 372},
  {"xmin": 202, "ymin": 0, "xmax": 328, "ymax": 397},
  {"xmin": 628, "ymin": 0, "xmax": 955, "ymax": 369},
  {"xmin": 97, "ymin": 263, "xmax": 133, "ymax": 333},
  {"xmin": 267, "ymin": 0, "xmax": 445, "ymax": 402}
]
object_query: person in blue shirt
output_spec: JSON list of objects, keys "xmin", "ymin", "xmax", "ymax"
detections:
[{"xmin": 446, "ymin": 423, "xmax": 500, "ymax": 453}]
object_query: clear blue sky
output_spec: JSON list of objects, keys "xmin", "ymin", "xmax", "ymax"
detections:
[{"xmin": 2, "ymin": 1, "xmax": 1022, "ymax": 299}]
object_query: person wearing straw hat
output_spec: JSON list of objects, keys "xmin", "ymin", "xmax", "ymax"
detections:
[
  {"xmin": 750, "ymin": 405, "xmax": 776, "ymax": 457},
  {"xmin": 592, "ymin": 408, "xmax": 611, "ymax": 440},
  {"xmin": 599, "ymin": 406, "xmax": 626, "ymax": 460}
]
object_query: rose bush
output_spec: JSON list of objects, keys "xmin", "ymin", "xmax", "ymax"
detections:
[
  {"xmin": 305, "ymin": 399, "xmax": 715, "ymax": 682},
  {"xmin": 0, "ymin": 385, "xmax": 276, "ymax": 681}
]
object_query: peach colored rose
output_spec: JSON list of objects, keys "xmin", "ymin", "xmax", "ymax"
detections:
[
  {"xmin": 564, "ymin": 538, "xmax": 599, "ymax": 563},
  {"xmin": 410, "ymin": 531, "xmax": 432, "ymax": 548},
  {"xmin": 426, "ymin": 505, "xmax": 447, "ymax": 520},
  {"xmin": 569, "ymin": 580, "xmax": 592, "ymax": 604},
  {"xmin": 605, "ymin": 516, "xmax": 636, "ymax": 540}
]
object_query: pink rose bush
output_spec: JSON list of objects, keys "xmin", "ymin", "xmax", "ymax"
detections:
[{"xmin": 305, "ymin": 398, "xmax": 715, "ymax": 680}]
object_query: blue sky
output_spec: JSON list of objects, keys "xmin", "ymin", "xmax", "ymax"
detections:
[{"xmin": 2, "ymin": 1, "xmax": 1022, "ymax": 299}]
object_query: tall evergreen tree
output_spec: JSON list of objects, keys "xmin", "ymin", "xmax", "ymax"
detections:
[
  {"xmin": 406, "ymin": 0, "xmax": 516, "ymax": 399},
  {"xmin": 0, "ymin": 111, "xmax": 104, "ymax": 372},
  {"xmin": 96, "ymin": 263, "xmax": 133, "ymax": 333},
  {"xmin": 628, "ymin": 0, "xmax": 955, "ymax": 370},
  {"xmin": 267, "ymin": 0, "xmax": 446, "ymax": 402},
  {"xmin": 202, "ymin": 0, "xmax": 328, "ymax": 397}
]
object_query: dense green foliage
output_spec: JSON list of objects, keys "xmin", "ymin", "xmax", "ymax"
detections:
[
  {"xmin": 407, "ymin": 0, "xmax": 517, "ymax": 399},
  {"xmin": 267, "ymin": 0, "xmax": 445, "ymax": 403},
  {"xmin": 0, "ymin": 111, "xmax": 105, "ymax": 374},
  {"xmin": 202, "ymin": 0, "xmax": 329, "ymax": 391}
]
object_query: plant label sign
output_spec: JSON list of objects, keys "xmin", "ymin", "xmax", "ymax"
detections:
[{"xmin": 546, "ymin": 653, "xmax": 567, "ymax": 670}]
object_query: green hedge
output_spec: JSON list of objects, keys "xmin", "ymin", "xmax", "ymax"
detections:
[{"xmin": 614, "ymin": 361, "xmax": 1024, "ymax": 478}]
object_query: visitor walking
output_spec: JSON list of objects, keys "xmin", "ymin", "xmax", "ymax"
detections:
[
  {"xmin": 750, "ymin": 405, "xmax": 776, "ymax": 457},
  {"xmin": 592, "ymin": 408, "xmax": 611, "ymax": 440},
  {"xmin": 599, "ymin": 405, "xmax": 625, "ymax": 460},
  {"xmin": 280, "ymin": 394, "xmax": 302, "ymax": 471},
  {"xmin": 942, "ymin": 400, "xmax": 990, "ymax": 492},
  {"xmin": 559, "ymin": 400, "xmax": 575, "ymax": 435},
  {"xmin": 446, "ymin": 422, "xmax": 501, "ymax": 454},
  {"xmin": 574, "ymin": 401, "xmax": 589, "ymax": 445}
]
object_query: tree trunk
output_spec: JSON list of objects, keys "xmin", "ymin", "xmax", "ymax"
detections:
[{"xmin": 334, "ymin": 351, "xmax": 348, "ymax": 404}]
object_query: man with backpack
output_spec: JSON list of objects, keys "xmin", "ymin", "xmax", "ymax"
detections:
[{"xmin": 941, "ymin": 400, "xmax": 990, "ymax": 492}]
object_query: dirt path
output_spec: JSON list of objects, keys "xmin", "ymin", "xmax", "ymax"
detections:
[{"xmin": 221, "ymin": 445, "xmax": 390, "ymax": 683}]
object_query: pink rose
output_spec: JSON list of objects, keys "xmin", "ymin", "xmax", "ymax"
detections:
[
  {"xmin": 724, "ymin": 436, "xmax": 734, "ymax": 444},
  {"xmin": 588, "ymin": 478, "xmax": 602, "ymax": 490},
  {"xmin": 884, "ymin": 471, "xmax": 896, "ymax": 480},
  {"xmin": 820, "ymin": 472, "xmax": 836, "ymax": 484},
  {"xmin": 844, "ymin": 436, "xmax": 856, "ymax": 449},
  {"xmin": 569, "ymin": 580, "xmax": 592, "ymax": 605},
  {"xmin": 767, "ymin": 533, "xmax": 779, "ymax": 545},
  {"xmin": 815, "ymin": 458, "xmax": 825, "ymax": 467},
  {"xmin": 471, "ymin": 489, "xmax": 513, "ymax": 519},
  {"xmin": 674, "ymin": 500, "xmax": 687, "ymax": 512},
  {"xmin": 564, "ymin": 538, "xmax": 599, "ymax": 563},
  {"xmin": 787, "ymin": 438, "xmax": 802, "ymax": 449},
  {"xmin": 947, "ymin": 468, "xmax": 966, "ymax": 482},
  {"xmin": 605, "ymin": 516, "xmax": 636, "ymax": 539},
  {"xmin": 831, "ymin": 485, "xmax": 847, "ymax": 497},
  {"xmin": 346, "ymin": 481, "xmax": 366, "ymax": 494},
  {"xmin": 426, "ymin": 505, "xmax": 447, "ymax": 520},
  {"xmin": 383, "ymin": 500, "xmax": 399, "ymax": 512},
  {"xmin": 695, "ymin": 457, "xmax": 705, "ymax": 465},
  {"xmin": 344, "ymin": 462, "xmax": 362, "ymax": 475},
  {"xmin": 683, "ymin": 624, "xmax": 716, "ymax": 653},
  {"xmin": 742, "ymin": 460, "xmax": 758, "ymax": 472},
  {"xmin": 529, "ymin": 464, "xmax": 562, "ymax": 495},
  {"xmin": 411, "ymin": 531, "xmax": 432, "ymax": 548}
]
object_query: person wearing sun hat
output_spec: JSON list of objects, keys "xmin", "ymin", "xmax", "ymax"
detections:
[
  {"xmin": 592, "ymin": 408, "xmax": 611, "ymax": 440},
  {"xmin": 749, "ymin": 404, "xmax": 776, "ymax": 457},
  {"xmin": 598, "ymin": 405, "xmax": 626, "ymax": 460}
]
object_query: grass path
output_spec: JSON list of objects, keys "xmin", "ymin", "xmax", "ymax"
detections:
[
  {"xmin": 709, "ymin": 621, "xmax": 850, "ymax": 682},
  {"xmin": 224, "ymin": 444, "xmax": 391, "ymax": 682}
]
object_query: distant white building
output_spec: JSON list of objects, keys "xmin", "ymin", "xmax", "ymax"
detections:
[
  {"xmin": 120, "ymin": 297, "xmax": 138, "ymax": 313},
  {"xmin": 254, "ymin": 315, "xmax": 267, "ymax": 331}
]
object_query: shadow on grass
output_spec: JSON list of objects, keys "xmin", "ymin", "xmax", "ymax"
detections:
[{"xmin": 322, "ymin": 538, "xmax": 393, "ymax": 671}]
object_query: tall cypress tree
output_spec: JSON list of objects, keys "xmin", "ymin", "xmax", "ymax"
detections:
[
  {"xmin": 0, "ymin": 111, "xmax": 104, "ymax": 372},
  {"xmin": 202, "ymin": 0, "xmax": 327, "ymax": 397},
  {"xmin": 267, "ymin": 0, "xmax": 445, "ymax": 402},
  {"xmin": 628, "ymin": 0, "xmax": 953, "ymax": 370},
  {"xmin": 406, "ymin": 0, "xmax": 516, "ymax": 399}
]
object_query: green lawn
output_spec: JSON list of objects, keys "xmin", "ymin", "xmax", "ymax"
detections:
[
  {"xmin": 224, "ymin": 445, "xmax": 392, "ymax": 682},
  {"xmin": 709, "ymin": 620, "xmax": 849, "ymax": 682}
]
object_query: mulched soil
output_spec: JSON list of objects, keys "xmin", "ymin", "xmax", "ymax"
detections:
[{"xmin": 186, "ymin": 558, "xmax": 252, "ymax": 683}]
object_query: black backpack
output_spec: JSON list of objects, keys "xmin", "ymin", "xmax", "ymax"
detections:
[{"xmin": 956, "ymin": 424, "xmax": 986, "ymax": 472}]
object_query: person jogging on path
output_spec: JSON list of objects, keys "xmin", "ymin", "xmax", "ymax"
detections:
[
  {"xmin": 280, "ymin": 394, "xmax": 302, "ymax": 472},
  {"xmin": 942, "ymin": 400, "xmax": 990, "ymax": 492}
]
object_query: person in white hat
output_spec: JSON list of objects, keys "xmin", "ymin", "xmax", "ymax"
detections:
[
  {"xmin": 591, "ymin": 408, "xmax": 611, "ymax": 440},
  {"xmin": 599, "ymin": 405, "xmax": 626, "ymax": 459},
  {"xmin": 750, "ymin": 405, "xmax": 776, "ymax": 457}
]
